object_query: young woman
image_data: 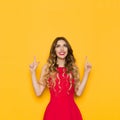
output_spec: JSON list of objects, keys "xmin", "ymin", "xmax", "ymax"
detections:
[{"xmin": 29, "ymin": 37, "xmax": 92, "ymax": 120}]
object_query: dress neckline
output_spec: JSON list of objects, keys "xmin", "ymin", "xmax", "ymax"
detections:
[
  {"xmin": 57, "ymin": 67, "xmax": 66, "ymax": 72},
  {"xmin": 58, "ymin": 66, "xmax": 65, "ymax": 69}
]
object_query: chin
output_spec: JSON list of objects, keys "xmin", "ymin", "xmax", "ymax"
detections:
[{"xmin": 58, "ymin": 56, "xmax": 66, "ymax": 59}]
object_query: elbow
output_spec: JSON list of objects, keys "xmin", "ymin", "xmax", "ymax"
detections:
[
  {"xmin": 76, "ymin": 92, "xmax": 82, "ymax": 97},
  {"xmin": 35, "ymin": 90, "xmax": 42, "ymax": 97},
  {"xmin": 76, "ymin": 90, "xmax": 83, "ymax": 97},
  {"xmin": 35, "ymin": 86, "xmax": 45, "ymax": 97},
  {"xmin": 36, "ymin": 93, "xmax": 41, "ymax": 97}
]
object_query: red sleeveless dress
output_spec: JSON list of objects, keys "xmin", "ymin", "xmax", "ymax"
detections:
[{"xmin": 43, "ymin": 67, "xmax": 83, "ymax": 120}]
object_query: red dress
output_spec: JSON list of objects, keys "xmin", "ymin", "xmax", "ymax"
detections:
[{"xmin": 43, "ymin": 67, "xmax": 83, "ymax": 120}]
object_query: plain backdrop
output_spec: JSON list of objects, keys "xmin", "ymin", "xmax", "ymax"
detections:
[{"xmin": 0, "ymin": 0, "xmax": 120, "ymax": 120}]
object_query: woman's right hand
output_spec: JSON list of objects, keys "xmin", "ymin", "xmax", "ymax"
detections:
[{"xmin": 29, "ymin": 56, "xmax": 40, "ymax": 73}]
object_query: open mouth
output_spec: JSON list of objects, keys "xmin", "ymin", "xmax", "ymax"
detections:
[{"xmin": 58, "ymin": 52, "xmax": 66, "ymax": 55}]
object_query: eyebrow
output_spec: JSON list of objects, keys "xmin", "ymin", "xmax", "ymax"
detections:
[{"xmin": 56, "ymin": 42, "xmax": 67, "ymax": 45}]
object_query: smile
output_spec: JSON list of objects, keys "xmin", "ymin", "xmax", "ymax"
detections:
[{"xmin": 58, "ymin": 52, "xmax": 66, "ymax": 55}]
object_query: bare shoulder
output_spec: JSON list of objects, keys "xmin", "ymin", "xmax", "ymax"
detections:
[
  {"xmin": 73, "ymin": 64, "xmax": 79, "ymax": 70},
  {"xmin": 42, "ymin": 64, "xmax": 48, "ymax": 69},
  {"xmin": 39, "ymin": 64, "xmax": 49, "ymax": 82},
  {"xmin": 41, "ymin": 64, "xmax": 49, "ymax": 72}
]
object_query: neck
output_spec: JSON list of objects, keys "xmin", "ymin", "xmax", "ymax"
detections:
[{"xmin": 57, "ymin": 58, "xmax": 65, "ymax": 67}]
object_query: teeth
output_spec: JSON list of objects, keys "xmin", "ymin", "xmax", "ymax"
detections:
[{"xmin": 59, "ymin": 52, "xmax": 65, "ymax": 55}]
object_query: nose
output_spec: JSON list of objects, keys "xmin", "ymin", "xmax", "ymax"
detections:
[{"xmin": 60, "ymin": 46, "xmax": 64, "ymax": 51}]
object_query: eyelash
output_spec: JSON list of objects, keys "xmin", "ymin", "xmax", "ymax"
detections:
[
  {"xmin": 56, "ymin": 45, "xmax": 60, "ymax": 48},
  {"xmin": 64, "ymin": 44, "xmax": 67, "ymax": 47}
]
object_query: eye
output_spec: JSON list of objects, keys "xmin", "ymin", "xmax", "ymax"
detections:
[
  {"xmin": 63, "ymin": 44, "xmax": 67, "ymax": 47},
  {"xmin": 56, "ymin": 44, "xmax": 60, "ymax": 48}
]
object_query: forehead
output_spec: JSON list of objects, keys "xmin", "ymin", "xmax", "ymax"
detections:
[{"xmin": 56, "ymin": 40, "xmax": 66, "ymax": 44}]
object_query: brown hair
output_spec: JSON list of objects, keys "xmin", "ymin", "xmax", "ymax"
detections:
[{"xmin": 43, "ymin": 37, "xmax": 80, "ymax": 91}]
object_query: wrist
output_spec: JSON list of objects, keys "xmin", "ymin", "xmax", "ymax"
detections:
[
  {"xmin": 84, "ymin": 70, "xmax": 90, "ymax": 75},
  {"xmin": 31, "ymin": 70, "xmax": 36, "ymax": 75}
]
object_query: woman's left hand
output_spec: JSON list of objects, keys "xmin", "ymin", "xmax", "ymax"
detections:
[{"xmin": 84, "ymin": 56, "xmax": 92, "ymax": 74}]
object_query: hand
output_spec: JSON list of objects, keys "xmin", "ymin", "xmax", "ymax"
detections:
[
  {"xmin": 29, "ymin": 56, "xmax": 40, "ymax": 73},
  {"xmin": 84, "ymin": 56, "xmax": 92, "ymax": 74}
]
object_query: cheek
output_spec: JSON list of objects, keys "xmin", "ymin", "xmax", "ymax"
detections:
[
  {"xmin": 65, "ymin": 48, "xmax": 68, "ymax": 53},
  {"xmin": 55, "ymin": 48, "xmax": 59, "ymax": 53},
  {"xmin": 55, "ymin": 48, "xmax": 59, "ymax": 54}
]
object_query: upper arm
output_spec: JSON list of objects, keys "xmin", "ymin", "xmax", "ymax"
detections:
[
  {"xmin": 38, "ymin": 64, "xmax": 48, "ymax": 86},
  {"xmin": 72, "ymin": 65, "xmax": 82, "ymax": 96},
  {"xmin": 75, "ymin": 81, "xmax": 81, "ymax": 94},
  {"xmin": 74, "ymin": 69, "xmax": 81, "ymax": 95},
  {"xmin": 35, "ymin": 64, "xmax": 48, "ymax": 96}
]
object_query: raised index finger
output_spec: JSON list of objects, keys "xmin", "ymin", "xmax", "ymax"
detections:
[
  {"xmin": 85, "ymin": 56, "xmax": 88, "ymax": 63},
  {"xmin": 34, "ymin": 56, "xmax": 37, "ymax": 63}
]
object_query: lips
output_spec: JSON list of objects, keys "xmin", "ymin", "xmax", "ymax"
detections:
[{"xmin": 58, "ymin": 52, "xmax": 66, "ymax": 55}]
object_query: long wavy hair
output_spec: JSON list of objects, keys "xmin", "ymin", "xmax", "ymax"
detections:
[{"xmin": 42, "ymin": 37, "xmax": 80, "ymax": 91}]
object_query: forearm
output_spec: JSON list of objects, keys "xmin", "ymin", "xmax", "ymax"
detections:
[
  {"xmin": 31, "ymin": 71, "xmax": 41, "ymax": 96},
  {"xmin": 76, "ymin": 71, "xmax": 89, "ymax": 96}
]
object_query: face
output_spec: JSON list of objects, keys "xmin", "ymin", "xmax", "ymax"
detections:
[{"xmin": 55, "ymin": 40, "xmax": 68, "ymax": 59}]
